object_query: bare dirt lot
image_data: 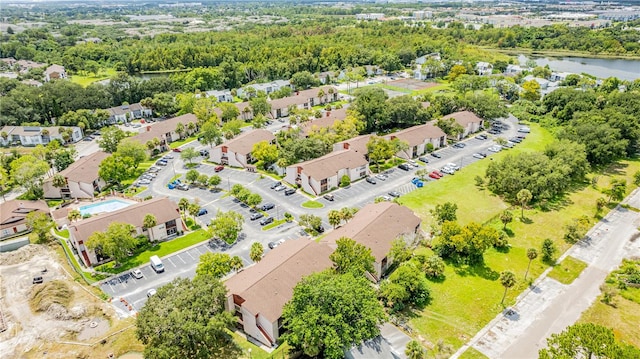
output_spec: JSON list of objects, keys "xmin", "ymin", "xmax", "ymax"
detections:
[
  {"xmin": 0, "ymin": 244, "xmax": 143, "ymax": 359},
  {"xmin": 387, "ymin": 78, "xmax": 439, "ymax": 91}
]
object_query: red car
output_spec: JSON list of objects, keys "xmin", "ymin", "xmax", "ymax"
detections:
[
  {"xmin": 429, "ymin": 171, "xmax": 442, "ymax": 179},
  {"xmin": 172, "ymin": 148, "xmax": 182, "ymax": 152},
  {"xmin": 433, "ymin": 170, "xmax": 445, "ymax": 177},
  {"xmin": 214, "ymin": 165, "xmax": 224, "ymax": 172}
]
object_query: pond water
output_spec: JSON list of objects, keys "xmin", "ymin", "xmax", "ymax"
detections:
[{"xmin": 518, "ymin": 54, "xmax": 640, "ymax": 81}]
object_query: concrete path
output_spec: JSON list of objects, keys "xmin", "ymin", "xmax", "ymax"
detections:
[{"xmin": 451, "ymin": 189, "xmax": 640, "ymax": 359}]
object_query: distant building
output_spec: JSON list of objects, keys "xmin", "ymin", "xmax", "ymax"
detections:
[
  {"xmin": 475, "ymin": 62, "xmax": 493, "ymax": 76},
  {"xmin": 205, "ymin": 89, "xmax": 234, "ymax": 103},
  {"xmin": 387, "ymin": 123, "xmax": 447, "ymax": 159},
  {"xmin": 210, "ymin": 129, "xmax": 275, "ymax": 169},
  {"xmin": 237, "ymin": 80, "xmax": 291, "ymax": 98},
  {"xmin": 268, "ymin": 86, "xmax": 338, "ymax": 119},
  {"xmin": 0, "ymin": 200, "xmax": 49, "ymax": 240},
  {"xmin": 505, "ymin": 64, "xmax": 524, "ymax": 75},
  {"xmin": 44, "ymin": 64, "xmax": 67, "ymax": 82},
  {"xmin": 441, "ymin": 111, "xmax": 485, "ymax": 139},
  {"xmin": 0, "ymin": 126, "xmax": 83, "ymax": 147},
  {"xmin": 105, "ymin": 103, "xmax": 152, "ymax": 124},
  {"xmin": 130, "ymin": 113, "xmax": 198, "ymax": 152},
  {"xmin": 356, "ymin": 13, "xmax": 385, "ymax": 21},
  {"xmin": 413, "ymin": 10, "xmax": 433, "ymax": 20},
  {"xmin": 43, "ymin": 151, "xmax": 109, "ymax": 199}
]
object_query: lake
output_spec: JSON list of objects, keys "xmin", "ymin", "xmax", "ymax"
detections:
[{"xmin": 518, "ymin": 54, "xmax": 640, "ymax": 81}]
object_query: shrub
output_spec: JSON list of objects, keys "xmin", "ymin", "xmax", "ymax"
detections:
[
  {"xmin": 340, "ymin": 174, "xmax": 350, "ymax": 187},
  {"xmin": 423, "ymin": 255, "xmax": 445, "ymax": 279}
]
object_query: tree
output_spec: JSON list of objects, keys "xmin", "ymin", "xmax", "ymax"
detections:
[
  {"xmin": 26, "ymin": 212, "xmax": 53, "ymax": 243},
  {"xmin": 423, "ymin": 255, "xmax": 446, "ymax": 279},
  {"xmin": 99, "ymin": 154, "xmax": 134, "ymax": 187},
  {"xmin": 199, "ymin": 120, "xmax": 223, "ymax": 148},
  {"xmin": 208, "ymin": 175, "xmax": 221, "ymax": 190},
  {"xmin": 186, "ymin": 169, "xmax": 200, "ymax": 183},
  {"xmin": 136, "ymin": 275, "xmax": 240, "ymax": 359},
  {"xmin": 197, "ymin": 174, "xmax": 209, "ymax": 186},
  {"xmin": 209, "ymin": 211, "xmax": 244, "ymax": 244},
  {"xmin": 143, "ymin": 214, "xmax": 157, "ymax": 242},
  {"xmin": 500, "ymin": 210, "xmax": 513, "ymax": 230},
  {"xmin": 525, "ymin": 248, "xmax": 538, "ymax": 280},
  {"xmin": 406, "ymin": 340, "xmax": 427, "ymax": 359},
  {"xmin": 196, "ymin": 252, "xmax": 232, "ymax": 279},
  {"xmin": 230, "ymin": 255, "xmax": 243, "ymax": 272},
  {"xmin": 379, "ymin": 261, "xmax": 431, "ymax": 312},
  {"xmin": 340, "ymin": 207, "xmax": 357, "ymax": 223},
  {"xmin": 290, "ymin": 71, "xmax": 319, "ymax": 89},
  {"xmin": 249, "ymin": 96, "xmax": 271, "ymax": 116},
  {"xmin": 415, "ymin": 169, "xmax": 429, "ymax": 181},
  {"xmin": 434, "ymin": 222, "xmax": 500, "ymax": 264},
  {"xmin": 52, "ymin": 174, "xmax": 67, "ymax": 189},
  {"xmin": 328, "ymin": 209, "xmax": 342, "ymax": 229},
  {"xmin": 250, "ymin": 242, "xmax": 264, "ymax": 262},
  {"xmin": 516, "ymin": 189, "xmax": 532, "ymax": 220},
  {"xmin": 299, "ymin": 214, "xmax": 323, "ymax": 232},
  {"xmin": 431, "ymin": 202, "xmax": 458, "ymax": 225},
  {"xmin": 541, "ymin": 238, "xmax": 557, "ymax": 263},
  {"xmin": 521, "ymin": 80, "xmax": 541, "ymax": 101},
  {"xmin": 10, "ymin": 155, "xmax": 50, "ymax": 199},
  {"xmin": 499, "ymin": 270, "xmax": 516, "ymax": 305},
  {"xmin": 539, "ymin": 323, "xmax": 640, "ymax": 359},
  {"xmin": 222, "ymin": 119, "xmax": 243, "ymax": 139},
  {"xmin": 634, "ymin": 171, "xmax": 640, "ymax": 186},
  {"xmin": 389, "ymin": 237, "xmax": 412, "ymax": 264},
  {"xmin": 181, "ymin": 147, "xmax": 198, "ymax": 164},
  {"xmin": 246, "ymin": 193, "xmax": 262, "ymax": 208},
  {"xmin": 436, "ymin": 117, "xmax": 464, "ymax": 138},
  {"xmin": 352, "ymin": 87, "xmax": 388, "ymax": 132},
  {"xmin": 86, "ymin": 222, "xmax": 137, "ymax": 265},
  {"xmin": 230, "ymin": 184, "xmax": 244, "ymax": 197},
  {"xmin": 178, "ymin": 198, "xmax": 190, "ymax": 215},
  {"xmin": 97, "ymin": 126, "xmax": 126, "ymax": 153},
  {"xmin": 329, "ymin": 237, "xmax": 375, "ymax": 276},
  {"xmin": 448, "ymin": 64, "xmax": 467, "ymax": 80},
  {"xmin": 67, "ymin": 209, "xmax": 82, "ymax": 223},
  {"xmin": 252, "ymin": 141, "xmax": 279, "ymax": 170},
  {"xmin": 217, "ymin": 102, "xmax": 240, "ymax": 122},
  {"xmin": 605, "ymin": 178, "xmax": 626, "ymax": 203},
  {"xmin": 188, "ymin": 202, "xmax": 202, "ymax": 221},
  {"xmin": 366, "ymin": 136, "xmax": 395, "ymax": 171},
  {"xmin": 51, "ymin": 147, "xmax": 77, "ymax": 172},
  {"xmin": 116, "ymin": 139, "xmax": 147, "ymax": 169},
  {"xmin": 282, "ymin": 271, "xmax": 385, "ymax": 359}
]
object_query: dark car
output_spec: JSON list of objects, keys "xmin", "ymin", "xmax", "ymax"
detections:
[
  {"xmin": 199, "ymin": 149, "xmax": 209, "ymax": 157},
  {"xmin": 366, "ymin": 177, "xmax": 377, "ymax": 184},
  {"xmin": 176, "ymin": 183, "xmax": 189, "ymax": 191},
  {"xmin": 284, "ymin": 188, "xmax": 296, "ymax": 196},
  {"xmin": 261, "ymin": 203, "xmax": 275, "ymax": 211},
  {"xmin": 172, "ymin": 148, "xmax": 182, "ymax": 152},
  {"xmin": 398, "ymin": 163, "xmax": 411, "ymax": 171},
  {"xmin": 453, "ymin": 143, "xmax": 466, "ymax": 148},
  {"xmin": 270, "ymin": 181, "xmax": 282, "ymax": 189},
  {"xmin": 197, "ymin": 208, "xmax": 208, "ymax": 216},
  {"xmin": 214, "ymin": 165, "xmax": 224, "ymax": 172},
  {"xmin": 431, "ymin": 152, "xmax": 442, "ymax": 158},
  {"xmin": 33, "ymin": 276, "xmax": 43, "ymax": 284},
  {"xmin": 388, "ymin": 191, "xmax": 401, "ymax": 198},
  {"xmin": 418, "ymin": 156, "xmax": 429, "ymax": 163},
  {"xmin": 155, "ymin": 160, "xmax": 168, "ymax": 166},
  {"xmin": 268, "ymin": 241, "xmax": 278, "ymax": 249},
  {"xmin": 250, "ymin": 212, "xmax": 264, "ymax": 221},
  {"xmin": 476, "ymin": 134, "xmax": 488, "ymax": 140},
  {"xmin": 316, "ymin": 225, "xmax": 325, "ymax": 233},
  {"xmin": 260, "ymin": 217, "xmax": 274, "ymax": 226}
]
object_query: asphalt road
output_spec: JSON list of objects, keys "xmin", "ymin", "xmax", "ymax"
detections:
[
  {"xmin": 100, "ymin": 115, "xmax": 521, "ymax": 314},
  {"xmin": 451, "ymin": 189, "xmax": 640, "ymax": 359}
]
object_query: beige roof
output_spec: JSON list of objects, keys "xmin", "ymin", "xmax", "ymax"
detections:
[
  {"xmin": 131, "ymin": 113, "xmax": 197, "ymax": 144},
  {"xmin": 321, "ymin": 202, "xmax": 421, "ymax": 262},
  {"xmin": 45, "ymin": 64, "xmax": 65, "ymax": 75},
  {"xmin": 293, "ymin": 149, "xmax": 368, "ymax": 181},
  {"xmin": 300, "ymin": 108, "xmax": 348, "ymax": 136},
  {"xmin": 269, "ymin": 86, "xmax": 338, "ymax": 109},
  {"xmin": 58, "ymin": 151, "xmax": 109, "ymax": 183},
  {"xmin": 225, "ymin": 239, "xmax": 334, "ymax": 322},
  {"xmin": 0, "ymin": 199, "xmax": 49, "ymax": 230},
  {"xmin": 217, "ymin": 129, "xmax": 274, "ymax": 156},
  {"xmin": 69, "ymin": 197, "xmax": 182, "ymax": 245},
  {"xmin": 387, "ymin": 123, "xmax": 446, "ymax": 147},
  {"xmin": 334, "ymin": 134, "xmax": 373, "ymax": 155},
  {"xmin": 442, "ymin": 111, "xmax": 483, "ymax": 127},
  {"xmin": 106, "ymin": 103, "xmax": 146, "ymax": 116}
]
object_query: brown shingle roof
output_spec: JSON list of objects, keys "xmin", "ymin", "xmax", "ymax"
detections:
[
  {"xmin": 321, "ymin": 202, "xmax": 421, "ymax": 261},
  {"xmin": 387, "ymin": 123, "xmax": 446, "ymax": 147},
  {"xmin": 269, "ymin": 86, "xmax": 338, "ymax": 109},
  {"xmin": 58, "ymin": 151, "xmax": 109, "ymax": 183},
  {"xmin": 442, "ymin": 111, "xmax": 483, "ymax": 127},
  {"xmin": 131, "ymin": 113, "xmax": 197, "ymax": 144},
  {"xmin": 333, "ymin": 134, "xmax": 373, "ymax": 155},
  {"xmin": 69, "ymin": 197, "xmax": 182, "ymax": 245},
  {"xmin": 300, "ymin": 108, "xmax": 348, "ymax": 136},
  {"xmin": 225, "ymin": 240, "xmax": 334, "ymax": 322},
  {"xmin": 106, "ymin": 103, "xmax": 146, "ymax": 116},
  {"xmin": 0, "ymin": 199, "xmax": 49, "ymax": 230},
  {"xmin": 45, "ymin": 64, "xmax": 65, "ymax": 75},
  {"xmin": 217, "ymin": 129, "xmax": 275, "ymax": 156},
  {"xmin": 294, "ymin": 149, "xmax": 368, "ymax": 181}
]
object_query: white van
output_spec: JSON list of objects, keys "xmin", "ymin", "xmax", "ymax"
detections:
[{"xmin": 150, "ymin": 255, "xmax": 164, "ymax": 273}]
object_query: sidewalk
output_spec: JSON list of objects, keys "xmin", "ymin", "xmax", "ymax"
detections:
[{"xmin": 451, "ymin": 188, "xmax": 640, "ymax": 359}]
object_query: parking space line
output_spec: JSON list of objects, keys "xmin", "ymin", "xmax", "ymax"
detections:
[{"xmin": 167, "ymin": 258, "xmax": 178, "ymax": 267}]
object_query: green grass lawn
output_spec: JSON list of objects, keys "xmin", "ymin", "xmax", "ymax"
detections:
[
  {"xmin": 459, "ymin": 347, "xmax": 489, "ymax": 359},
  {"xmin": 301, "ymin": 200, "xmax": 324, "ymax": 209},
  {"xmin": 169, "ymin": 136, "xmax": 197, "ymax": 149},
  {"xmin": 70, "ymin": 68, "xmax": 116, "ymax": 87},
  {"xmin": 262, "ymin": 219, "xmax": 287, "ymax": 231},
  {"xmin": 412, "ymin": 82, "xmax": 453, "ymax": 96},
  {"xmin": 548, "ymin": 256, "xmax": 588, "ymax": 285},
  {"xmin": 230, "ymin": 331, "xmax": 289, "ymax": 359},
  {"xmin": 96, "ymin": 229, "xmax": 209, "ymax": 275},
  {"xmin": 400, "ymin": 124, "xmax": 640, "ymax": 350},
  {"xmin": 54, "ymin": 228, "xmax": 69, "ymax": 239}
]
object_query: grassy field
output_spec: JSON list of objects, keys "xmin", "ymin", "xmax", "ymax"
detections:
[
  {"xmin": 301, "ymin": 200, "xmax": 324, "ymax": 208},
  {"xmin": 459, "ymin": 347, "xmax": 489, "ymax": 359},
  {"xmin": 580, "ymin": 295, "xmax": 640, "ymax": 348},
  {"xmin": 548, "ymin": 256, "xmax": 588, "ymax": 285},
  {"xmin": 262, "ymin": 219, "xmax": 287, "ymax": 231},
  {"xmin": 70, "ymin": 68, "xmax": 117, "ymax": 87},
  {"xmin": 230, "ymin": 331, "xmax": 289, "ymax": 359},
  {"xmin": 399, "ymin": 123, "xmax": 640, "ymax": 350},
  {"xmin": 96, "ymin": 229, "xmax": 209, "ymax": 275}
]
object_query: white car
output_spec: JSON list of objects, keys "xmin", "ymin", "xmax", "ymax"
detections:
[
  {"xmin": 518, "ymin": 127, "xmax": 530, "ymax": 133},
  {"xmin": 440, "ymin": 167, "xmax": 455, "ymax": 175},
  {"xmin": 473, "ymin": 153, "xmax": 486, "ymax": 159},
  {"xmin": 375, "ymin": 174, "xmax": 387, "ymax": 181},
  {"xmin": 274, "ymin": 185, "xmax": 286, "ymax": 191},
  {"xmin": 147, "ymin": 288, "xmax": 157, "ymax": 297},
  {"xmin": 131, "ymin": 269, "xmax": 143, "ymax": 279},
  {"xmin": 446, "ymin": 163, "xmax": 460, "ymax": 171},
  {"xmin": 488, "ymin": 145, "xmax": 502, "ymax": 152}
]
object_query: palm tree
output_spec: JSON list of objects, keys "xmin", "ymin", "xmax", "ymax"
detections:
[
  {"xmin": 524, "ymin": 248, "xmax": 538, "ymax": 280},
  {"xmin": 405, "ymin": 340, "xmax": 426, "ymax": 359},
  {"xmin": 327, "ymin": 87, "xmax": 335, "ymax": 101},
  {"xmin": 67, "ymin": 209, "xmax": 82, "ymax": 222},
  {"xmin": 250, "ymin": 242, "xmax": 264, "ymax": 262},
  {"xmin": 178, "ymin": 198, "xmax": 190, "ymax": 216},
  {"xmin": 328, "ymin": 209, "xmax": 342, "ymax": 229},
  {"xmin": 188, "ymin": 203, "xmax": 201, "ymax": 222},
  {"xmin": 516, "ymin": 189, "xmax": 532, "ymax": 220},
  {"xmin": 187, "ymin": 121, "xmax": 197, "ymax": 135},
  {"xmin": 500, "ymin": 270, "xmax": 516, "ymax": 305},
  {"xmin": 230, "ymin": 255, "xmax": 243, "ymax": 271},
  {"xmin": 143, "ymin": 214, "xmax": 158, "ymax": 242},
  {"xmin": 175, "ymin": 122, "xmax": 185, "ymax": 140},
  {"xmin": 52, "ymin": 174, "xmax": 67, "ymax": 189},
  {"xmin": 317, "ymin": 88, "xmax": 325, "ymax": 105}
]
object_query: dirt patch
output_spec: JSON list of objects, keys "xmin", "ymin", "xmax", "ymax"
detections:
[
  {"xmin": 0, "ymin": 244, "xmax": 143, "ymax": 358},
  {"xmin": 388, "ymin": 78, "xmax": 439, "ymax": 91}
]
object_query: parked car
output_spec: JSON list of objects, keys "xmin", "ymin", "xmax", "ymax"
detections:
[
  {"xmin": 172, "ymin": 148, "xmax": 182, "ymax": 152},
  {"xmin": 408, "ymin": 159, "xmax": 418, "ymax": 167},
  {"xmin": 476, "ymin": 134, "xmax": 488, "ymax": 140},
  {"xmin": 398, "ymin": 163, "xmax": 411, "ymax": 171},
  {"xmin": 260, "ymin": 217, "xmax": 274, "ymax": 226},
  {"xmin": 214, "ymin": 165, "xmax": 224, "ymax": 172},
  {"xmin": 131, "ymin": 269, "xmax": 144, "ymax": 279},
  {"xmin": 378, "ymin": 195, "xmax": 392, "ymax": 201},
  {"xmin": 488, "ymin": 129, "xmax": 501, "ymax": 135},
  {"xmin": 197, "ymin": 208, "xmax": 208, "ymax": 216},
  {"xmin": 418, "ymin": 156, "xmax": 429, "ymax": 163},
  {"xmin": 250, "ymin": 212, "xmax": 264, "ymax": 221},
  {"xmin": 453, "ymin": 143, "xmax": 466, "ymax": 148},
  {"xmin": 33, "ymin": 276, "xmax": 43, "ymax": 284},
  {"xmin": 284, "ymin": 188, "xmax": 296, "ymax": 196},
  {"xmin": 199, "ymin": 149, "xmax": 209, "ymax": 157},
  {"xmin": 268, "ymin": 241, "xmax": 278, "ymax": 249},
  {"xmin": 163, "ymin": 154, "xmax": 174, "ymax": 160},
  {"xmin": 176, "ymin": 183, "xmax": 189, "ymax": 191},
  {"xmin": 446, "ymin": 163, "xmax": 460, "ymax": 171},
  {"xmin": 440, "ymin": 167, "xmax": 455, "ymax": 175},
  {"xmin": 156, "ymin": 160, "xmax": 168, "ymax": 166},
  {"xmin": 270, "ymin": 181, "xmax": 282, "ymax": 189},
  {"xmin": 366, "ymin": 177, "xmax": 377, "ymax": 185},
  {"xmin": 274, "ymin": 185, "xmax": 286, "ymax": 191},
  {"xmin": 388, "ymin": 191, "xmax": 401, "ymax": 198},
  {"xmin": 429, "ymin": 171, "xmax": 441, "ymax": 179},
  {"xmin": 261, "ymin": 203, "xmax": 275, "ymax": 211},
  {"xmin": 518, "ymin": 127, "xmax": 531, "ymax": 133},
  {"xmin": 375, "ymin": 174, "xmax": 387, "ymax": 181},
  {"xmin": 473, "ymin": 153, "xmax": 486, "ymax": 159},
  {"xmin": 147, "ymin": 288, "xmax": 157, "ymax": 297},
  {"xmin": 509, "ymin": 137, "xmax": 522, "ymax": 143},
  {"xmin": 503, "ymin": 141, "xmax": 515, "ymax": 148},
  {"xmin": 323, "ymin": 193, "xmax": 335, "ymax": 201},
  {"xmin": 433, "ymin": 170, "xmax": 445, "ymax": 177},
  {"xmin": 488, "ymin": 145, "xmax": 502, "ymax": 152},
  {"xmin": 83, "ymin": 136, "xmax": 93, "ymax": 141},
  {"xmin": 431, "ymin": 152, "xmax": 442, "ymax": 158}
]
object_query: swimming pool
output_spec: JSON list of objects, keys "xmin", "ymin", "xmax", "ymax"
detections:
[{"xmin": 79, "ymin": 199, "xmax": 133, "ymax": 216}]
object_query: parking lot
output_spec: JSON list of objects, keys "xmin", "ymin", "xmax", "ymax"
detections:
[{"xmin": 103, "ymin": 115, "xmax": 522, "ymax": 313}]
